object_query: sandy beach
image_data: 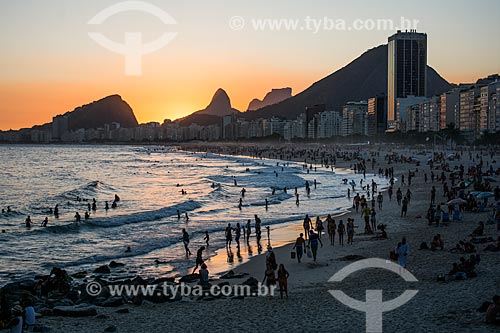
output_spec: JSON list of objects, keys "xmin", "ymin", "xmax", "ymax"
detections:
[{"xmin": 8, "ymin": 143, "xmax": 500, "ymax": 333}]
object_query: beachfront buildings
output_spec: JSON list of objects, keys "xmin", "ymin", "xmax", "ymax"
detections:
[
  {"xmin": 341, "ymin": 102, "xmax": 369, "ymax": 136},
  {"xmin": 387, "ymin": 30, "xmax": 427, "ymax": 130}
]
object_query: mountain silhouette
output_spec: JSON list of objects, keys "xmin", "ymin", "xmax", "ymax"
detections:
[
  {"xmin": 243, "ymin": 44, "xmax": 452, "ymax": 120},
  {"xmin": 63, "ymin": 95, "xmax": 138, "ymax": 130},
  {"xmin": 247, "ymin": 88, "xmax": 292, "ymax": 111}
]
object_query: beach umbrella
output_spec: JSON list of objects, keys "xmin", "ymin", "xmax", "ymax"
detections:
[
  {"xmin": 484, "ymin": 176, "xmax": 497, "ymax": 182},
  {"xmin": 447, "ymin": 198, "xmax": 467, "ymax": 205},
  {"xmin": 477, "ymin": 192, "xmax": 494, "ymax": 199}
]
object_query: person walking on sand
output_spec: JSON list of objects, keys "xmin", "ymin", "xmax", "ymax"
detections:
[
  {"xmin": 182, "ymin": 228, "xmax": 192, "ymax": 256},
  {"xmin": 347, "ymin": 218, "xmax": 356, "ymax": 244},
  {"xmin": 303, "ymin": 214, "xmax": 312, "ymax": 239},
  {"xmin": 362, "ymin": 206, "xmax": 371, "ymax": 234},
  {"xmin": 326, "ymin": 214, "xmax": 336, "ymax": 245},
  {"xmin": 192, "ymin": 246, "xmax": 206, "ymax": 273},
  {"xmin": 401, "ymin": 197, "xmax": 408, "ymax": 217},
  {"xmin": 397, "ymin": 237, "xmax": 409, "ymax": 268},
  {"xmin": 307, "ymin": 229, "xmax": 323, "ymax": 262},
  {"xmin": 396, "ymin": 188, "xmax": 402, "ymax": 206},
  {"xmin": 338, "ymin": 220, "xmax": 345, "ymax": 245},
  {"xmin": 315, "ymin": 216, "xmax": 324, "ymax": 239},
  {"xmin": 293, "ymin": 233, "xmax": 306, "ymax": 263},
  {"xmin": 431, "ymin": 186, "xmax": 436, "ymax": 205},
  {"xmin": 262, "ymin": 263, "xmax": 276, "ymax": 291},
  {"xmin": 370, "ymin": 208, "xmax": 377, "ymax": 232},
  {"xmin": 277, "ymin": 264, "xmax": 290, "ymax": 299},
  {"xmin": 377, "ymin": 192, "xmax": 383, "ymax": 210}
]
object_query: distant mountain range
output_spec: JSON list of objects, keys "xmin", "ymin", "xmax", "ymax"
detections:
[
  {"xmin": 247, "ymin": 88, "xmax": 292, "ymax": 111},
  {"xmin": 178, "ymin": 43, "xmax": 453, "ymax": 125}
]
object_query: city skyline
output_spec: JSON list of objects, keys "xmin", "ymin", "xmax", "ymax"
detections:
[{"xmin": 1, "ymin": 0, "xmax": 500, "ymax": 130}]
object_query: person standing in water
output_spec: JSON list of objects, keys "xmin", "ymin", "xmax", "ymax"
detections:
[
  {"xmin": 54, "ymin": 204, "xmax": 59, "ymax": 217},
  {"xmin": 74, "ymin": 212, "xmax": 81, "ymax": 222},
  {"xmin": 41, "ymin": 217, "xmax": 48, "ymax": 227},
  {"xmin": 225, "ymin": 223, "xmax": 233, "ymax": 248},
  {"xmin": 204, "ymin": 231, "xmax": 210, "ymax": 246},
  {"xmin": 245, "ymin": 219, "xmax": 251, "ymax": 241},
  {"xmin": 182, "ymin": 229, "xmax": 192, "ymax": 256},
  {"xmin": 235, "ymin": 223, "xmax": 241, "ymax": 248}
]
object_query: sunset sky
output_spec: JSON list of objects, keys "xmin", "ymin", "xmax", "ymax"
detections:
[{"xmin": 1, "ymin": 0, "xmax": 499, "ymax": 130}]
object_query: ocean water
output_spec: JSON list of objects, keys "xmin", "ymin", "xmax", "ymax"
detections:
[{"xmin": 0, "ymin": 145, "xmax": 388, "ymax": 284}]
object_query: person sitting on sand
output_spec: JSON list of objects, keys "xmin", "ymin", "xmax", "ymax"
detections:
[
  {"xmin": 277, "ymin": 264, "xmax": 290, "ymax": 299},
  {"xmin": 8, "ymin": 305, "xmax": 23, "ymax": 333},
  {"xmin": 199, "ymin": 263, "xmax": 210, "ymax": 287},
  {"xmin": 471, "ymin": 221, "xmax": 485, "ymax": 237},
  {"xmin": 486, "ymin": 295, "xmax": 500, "ymax": 325},
  {"xmin": 430, "ymin": 235, "xmax": 444, "ymax": 251}
]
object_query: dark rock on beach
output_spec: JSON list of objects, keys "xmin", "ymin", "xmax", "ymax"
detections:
[
  {"xmin": 52, "ymin": 304, "xmax": 98, "ymax": 317},
  {"xmin": 179, "ymin": 273, "xmax": 199, "ymax": 283},
  {"xmin": 93, "ymin": 265, "xmax": 111, "ymax": 274}
]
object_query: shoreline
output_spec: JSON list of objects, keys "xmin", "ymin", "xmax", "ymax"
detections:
[{"xmin": 4, "ymin": 143, "xmax": 500, "ymax": 333}]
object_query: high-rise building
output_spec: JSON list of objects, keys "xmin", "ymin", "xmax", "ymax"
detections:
[
  {"xmin": 367, "ymin": 96, "xmax": 387, "ymax": 136},
  {"xmin": 387, "ymin": 30, "xmax": 427, "ymax": 129}
]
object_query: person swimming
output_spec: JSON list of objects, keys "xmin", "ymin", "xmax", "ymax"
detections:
[
  {"xmin": 25, "ymin": 216, "xmax": 32, "ymax": 228},
  {"xmin": 125, "ymin": 246, "xmax": 132, "ymax": 253},
  {"xmin": 84, "ymin": 211, "xmax": 90, "ymax": 220}
]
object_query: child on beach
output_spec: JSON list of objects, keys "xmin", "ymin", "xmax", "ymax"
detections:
[{"xmin": 277, "ymin": 264, "xmax": 290, "ymax": 299}]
